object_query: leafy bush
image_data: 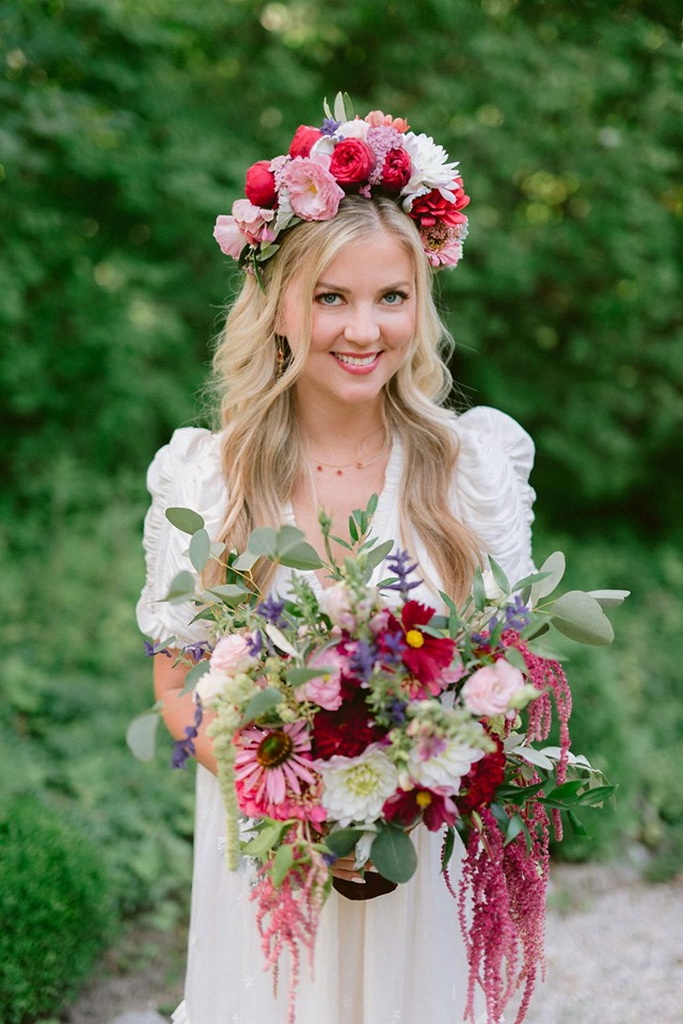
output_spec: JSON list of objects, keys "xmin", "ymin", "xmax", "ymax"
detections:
[{"xmin": 0, "ymin": 795, "xmax": 113, "ymax": 1024}]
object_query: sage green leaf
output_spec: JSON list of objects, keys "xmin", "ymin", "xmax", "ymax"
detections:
[
  {"xmin": 165, "ymin": 507, "xmax": 205, "ymax": 535},
  {"xmin": 576, "ymin": 784, "xmax": 618, "ymax": 806},
  {"xmin": 566, "ymin": 810, "xmax": 590, "ymax": 837},
  {"xmin": 189, "ymin": 528, "xmax": 211, "ymax": 573},
  {"xmin": 247, "ymin": 526, "xmax": 279, "ymax": 559},
  {"xmin": 271, "ymin": 843, "xmax": 294, "ymax": 886},
  {"xmin": 504, "ymin": 813, "xmax": 525, "ymax": 846},
  {"xmin": 549, "ymin": 590, "xmax": 614, "ymax": 645},
  {"xmin": 185, "ymin": 660, "xmax": 210, "ymax": 692},
  {"xmin": 587, "ymin": 589, "xmax": 630, "ymax": 608},
  {"xmin": 264, "ymin": 623, "xmax": 298, "ymax": 657},
  {"xmin": 503, "ymin": 647, "xmax": 527, "ymax": 672},
  {"xmin": 286, "ymin": 667, "xmax": 333, "ymax": 687},
  {"xmin": 370, "ymin": 824, "xmax": 417, "ymax": 884},
  {"xmin": 126, "ymin": 709, "xmax": 161, "ymax": 762},
  {"xmin": 206, "ymin": 583, "xmax": 251, "ymax": 607},
  {"xmin": 241, "ymin": 822, "xmax": 287, "ymax": 858},
  {"xmin": 512, "ymin": 569, "xmax": 551, "ymax": 591},
  {"xmin": 367, "ymin": 493, "xmax": 379, "ymax": 517},
  {"xmin": 365, "ymin": 539, "xmax": 394, "ymax": 570},
  {"xmin": 489, "ymin": 556, "xmax": 510, "ymax": 595},
  {"xmin": 242, "ymin": 687, "xmax": 283, "ymax": 725},
  {"xmin": 164, "ymin": 570, "xmax": 196, "ymax": 603},
  {"xmin": 325, "ymin": 828, "xmax": 366, "ymax": 858},
  {"xmin": 209, "ymin": 541, "xmax": 226, "ymax": 558},
  {"xmin": 232, "ymin": 550, "xmax": 260, "ymax": 571},
  {"xmin": 530, "ymin": 551, "xmax": 566, "ymax": 602},
  {"xmin": 471, "ymin": 569, "xmax": 486, "ymax": 611}
]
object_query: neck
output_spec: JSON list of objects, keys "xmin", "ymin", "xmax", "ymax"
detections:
[{"xmin": 293, "ymin": 392, "xmax": 385, "ymax": 454}]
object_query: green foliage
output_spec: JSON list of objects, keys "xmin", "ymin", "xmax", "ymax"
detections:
[
  {"xmin": 0, "ymin": 795, "xmax": 113, "ymax": 1024},
  {"xmin": 0, "ymin": 4, "xmax": 680, "ymax": 1015}
]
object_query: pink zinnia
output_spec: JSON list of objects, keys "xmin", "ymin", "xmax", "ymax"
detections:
[{"xmin": 234, "ymin": 721, "xmax": 319, "ymax": 820}]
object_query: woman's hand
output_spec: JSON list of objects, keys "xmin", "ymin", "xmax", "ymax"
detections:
[{"xmin": 330, "ymin": 853, "xmax": 371, "ymax": 882}]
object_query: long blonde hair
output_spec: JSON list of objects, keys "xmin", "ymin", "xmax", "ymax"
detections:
[{"xmin": 210, "ymin": 196, "xmax": 482, "ymax": 600}]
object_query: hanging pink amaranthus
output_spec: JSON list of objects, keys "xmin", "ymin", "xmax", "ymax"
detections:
[
  {"xmin": 250, "ymin": 836, "xmax": 329, "ymax": 1024},
  {"xmin": 453, "ymin": 632, "xmax": 573, "ymax": 1023}
]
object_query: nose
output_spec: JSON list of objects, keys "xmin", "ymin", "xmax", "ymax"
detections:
[{"xmin": 343, "ymin": 304, "xmax": 381, "ymax": 346}]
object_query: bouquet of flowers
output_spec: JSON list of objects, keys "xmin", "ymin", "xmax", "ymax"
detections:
[{"xmin": 132, "ymin": 497, "xmax": 625, "ymax": 1024}]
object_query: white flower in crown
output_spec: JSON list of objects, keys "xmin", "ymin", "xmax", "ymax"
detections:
[
  {"xmin": 401, "ymin": 131, "xmax": 461, "ymax": 205},
  {"xmin": 316, "ymin": 745, "xmax": 399, "ymax": 826},
  {"xmin": 335, "ymin": 118, "xmax": 371, "ymax": 140}
]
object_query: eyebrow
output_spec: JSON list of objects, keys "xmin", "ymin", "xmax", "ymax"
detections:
[{"xmin": 315, "ymin": 280, "xmax": 413, "ymax": 292}]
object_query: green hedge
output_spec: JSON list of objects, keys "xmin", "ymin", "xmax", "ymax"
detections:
[{"xmin": 0, "ymin": 796, "xmax": 113, "ymax": 1024}]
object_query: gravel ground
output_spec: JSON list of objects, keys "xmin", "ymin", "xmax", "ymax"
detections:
[{"xmin": 65, "ymin": 863, "xmax": 682, "ymax": 1024}]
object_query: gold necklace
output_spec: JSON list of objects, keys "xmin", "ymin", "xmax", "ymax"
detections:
[{"xmin": 307, "ymin": 438, "xmax": 390, "ymax": 477}]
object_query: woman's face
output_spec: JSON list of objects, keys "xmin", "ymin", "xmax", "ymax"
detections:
[{"xmin": 279, "ymin": 231, "xmax": 417, "ymax": 415}]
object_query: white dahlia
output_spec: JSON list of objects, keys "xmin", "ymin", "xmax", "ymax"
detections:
[
  {"xmin": 317, "ymin": 745, "xmax": 399, "ymax": 826},
  {"xmin": 407, "ymin": 733, "xmax": 484, "ymax": 791},
  {"xmin": 401, "ymin": 131, "xmax": 461, "ymax": 204}
]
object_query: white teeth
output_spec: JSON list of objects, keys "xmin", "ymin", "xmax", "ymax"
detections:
[{"xmin": 335, "ymin": 353, "xmax": 377, "ymax": 366}]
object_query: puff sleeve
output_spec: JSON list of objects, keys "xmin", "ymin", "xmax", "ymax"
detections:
[
  {"xmin": 453, "ymin": 406, "xmax": 536, "ymax": 585},
  {"xmin": 135, "ymin": 427, "xmax": 227, "ymax": 645}
]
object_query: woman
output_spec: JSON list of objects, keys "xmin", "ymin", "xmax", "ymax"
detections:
[{"xmin": 137, "ymin": 100, "xmax": 536, "ymax": 1024}]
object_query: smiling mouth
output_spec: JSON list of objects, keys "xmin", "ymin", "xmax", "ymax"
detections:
[{"xmin": 333, "ymin": 352, "xmax": 379, "ymax": 366}]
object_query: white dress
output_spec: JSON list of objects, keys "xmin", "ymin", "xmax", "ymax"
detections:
[{"xmin": 136, "ymin": 406, "xmax": 536, "ymax": 1024}]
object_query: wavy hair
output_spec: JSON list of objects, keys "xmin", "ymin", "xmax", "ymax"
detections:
[{"xmin": 209, "ymin": 196, "xmax": 482, "ymax": 599}]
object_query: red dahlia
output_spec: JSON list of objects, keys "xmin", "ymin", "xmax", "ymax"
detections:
[
  {"xmin": 311, "ymin": 693, "xmax": 386, "ymax": 760},
  {"xmin": 457, "ymin": 737, "xmax": 506, "ymax": 815}
]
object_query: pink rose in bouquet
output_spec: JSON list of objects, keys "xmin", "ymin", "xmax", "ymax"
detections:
[
  {"xmin": 461, "ymin": 659, "xmax": 525, "ymax": 718},
  {"xmin": 281, "ymin": 156, "xmax": 345, "ymax": 221}
]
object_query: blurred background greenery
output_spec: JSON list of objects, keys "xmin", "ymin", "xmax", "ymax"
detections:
[{"xmin": 1, "ymin": 0, "xmax": 681, "ymax": 1018}]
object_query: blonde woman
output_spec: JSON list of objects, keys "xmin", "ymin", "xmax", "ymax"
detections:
[{"xmin": 137, "ymin": 101, "xmax": 535, "ymax": 1024}]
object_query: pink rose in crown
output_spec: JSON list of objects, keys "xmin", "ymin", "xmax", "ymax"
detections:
[
  {"xmin": 289, "ymin": 125, "xmax": 324, "ymax": 159},
  {"xmin": 409, "ymin": 183, "xmax": 470, "ymax": 228},
  {"xmin": 329, "ymin": 138, "xmax": 376, "ymax": 187},
  {"xmin": 461, "ymin": 659, "xmax": 525, "ymax": 718},
  {"xmin": 282, "ymin": 155, "xmax": 345, "ymax": 221},
  {"xmin": 210, "ymin": 634, "xmax": 256, "ymax": 676},
  {"xmin": 231, "ymin": 198, "xmax": 276, "ymax": 247},
  {"xmin": 380, "ymin": 147, "xmax": 412, "ymax": 192},
  {"xmin": 244, "ymin": 160, "xmax": 278, "ymax": 208},
  {"xmin": 213, "ymin": 214, "xmax": 247, "ymax": 258}
]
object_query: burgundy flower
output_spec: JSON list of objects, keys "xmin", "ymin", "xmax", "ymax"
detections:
[
  {"xmin": 311, "ymin": 693, "xmax": 386, "ymax": 760},
  {"xmin": 289, "ymin": 124, "xmax": 323, "ymax": 158},
  {"xmin": 329, "ymin": 138, "xmax": 376, "ymax": 187},
  {"xmin": 457, "ymin": 737, "xmax": 506, "ymax": 815},
  {"xmin": 409, "ymin": 181, "xmax": 470, "ymax": 228},
  {"xmin": 380, "ymin": 147, "xmax": 412, "ymax": 192},
  {"xmin": 383, "ymin": 786, "xmax": 458, "ymax": 831},
  {"xmin": 244, "ymin": 161, "xmax": 277, "ymax": 208},
  {"xmin": 399, "ymin": 601, "xmax": 456, "ymax": 693}
]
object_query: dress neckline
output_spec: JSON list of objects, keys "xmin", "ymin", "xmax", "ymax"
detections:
[{"xmin": 281, "ymin": 435, "xmax": 402, "ymax": 596}]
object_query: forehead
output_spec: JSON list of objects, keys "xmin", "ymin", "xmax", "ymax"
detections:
[{"xmin": 317, "ymin": 231, "xmax": 415, "ymax": 286}]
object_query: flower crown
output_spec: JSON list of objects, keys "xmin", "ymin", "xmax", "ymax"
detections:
[{"xmin": 213, "ymin": 93, "xmax": 470, "ymax": 276}]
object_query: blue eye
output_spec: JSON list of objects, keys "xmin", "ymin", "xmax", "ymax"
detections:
[
  {"xmin": 316, "ymin": 292, "xmax": 342, "ymax": 305},
  {"xmin": 383, "ymin": 290, "xmax": 409, "ymax": 305}
]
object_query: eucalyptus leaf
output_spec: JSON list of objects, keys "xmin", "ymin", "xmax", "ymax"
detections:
[
  {"xmin": 370, "ymin": 823, "xmax": 417, "ymax": 884},
  {"xmin": 503, "ymin": 647, "xmax": 527, "ymax": 672},
  {"xmin": 163, "ymin": 570, "xmax": 196, "ymax": 603},
  {"xmin": 365, "ymin": 539, "xmax": 394, "ymax": 570},
  {"xmin": 189, "ymin": 528, "xmax": 211, "ymax": 573},
  {"xmin": 471, "ymin": 569, "xmax": 486, "ymax": 611},
  {"xmin": 232, "ymin": 550, "xmax": 260, "ymax": 572},
  {"xmin": 586, "ymin": 589, "xmax": 630, "ymax": 608},
  {"xmin": 489, "ymin": 557, "xmax": 510, "ymax": 595},
  {"xmin": 247, "ymin": 527, "xmax": 278, "ymax": 559},
  {"xmin": 271, "ymin": 843, "xmax": 294, "ymax": 886},
  {"xmin": 508, "ymin": 744, "xmax": 555, "ymax": 771},
  {"xmin": 512, "ymin": 569, "xmax": 551, "ymax": 591},
  {"xmin": 210, "ymin": 541, "xmax": 226, "ymax": 558},
  {"xmin": 126, "ymin": 710, "xmax": 162, "ymax": 762},
  {"xmin": 549, "ymin": 590, "xmax": 614, "ymax": 645},
  {"xmin": 185, "ymin": 660, "xmax": 210, "ymax": 691},
  {"xmin": 165, "ymin": 507, "xmax": 205, "ymax": 535},
  {"xmin": 286, "ymin": 667, "xmax": 333, "ymax": 687},
  {"xmin": 367, "ymin": 493, "xmax": 378, "ymax": 517},
  {"xmin": 325, "ymin": 828, "xmax": 366, "ymax": 858},
  {"xmin": 242, "ymin": 687, "xmax": 284, "ymax": 725},
  {"xmin": 206, "ymin": 583, "xmax": 251, "ymax": 607},
  {"xmin": 530, "ymin": 551, "xmax": 566, "ymax": 602}
]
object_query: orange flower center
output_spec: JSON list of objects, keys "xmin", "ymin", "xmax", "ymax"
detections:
[
  {"xmin": 405, "ymin": 628, "xmax": 425, "ymax": 649},
  {"xmin": 416, "ymin": 791, "xmax": 432, "ymax": 808},
  {"xmin": 256, "ymin": 730, "xmax": 294, "ymax": 768}
]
